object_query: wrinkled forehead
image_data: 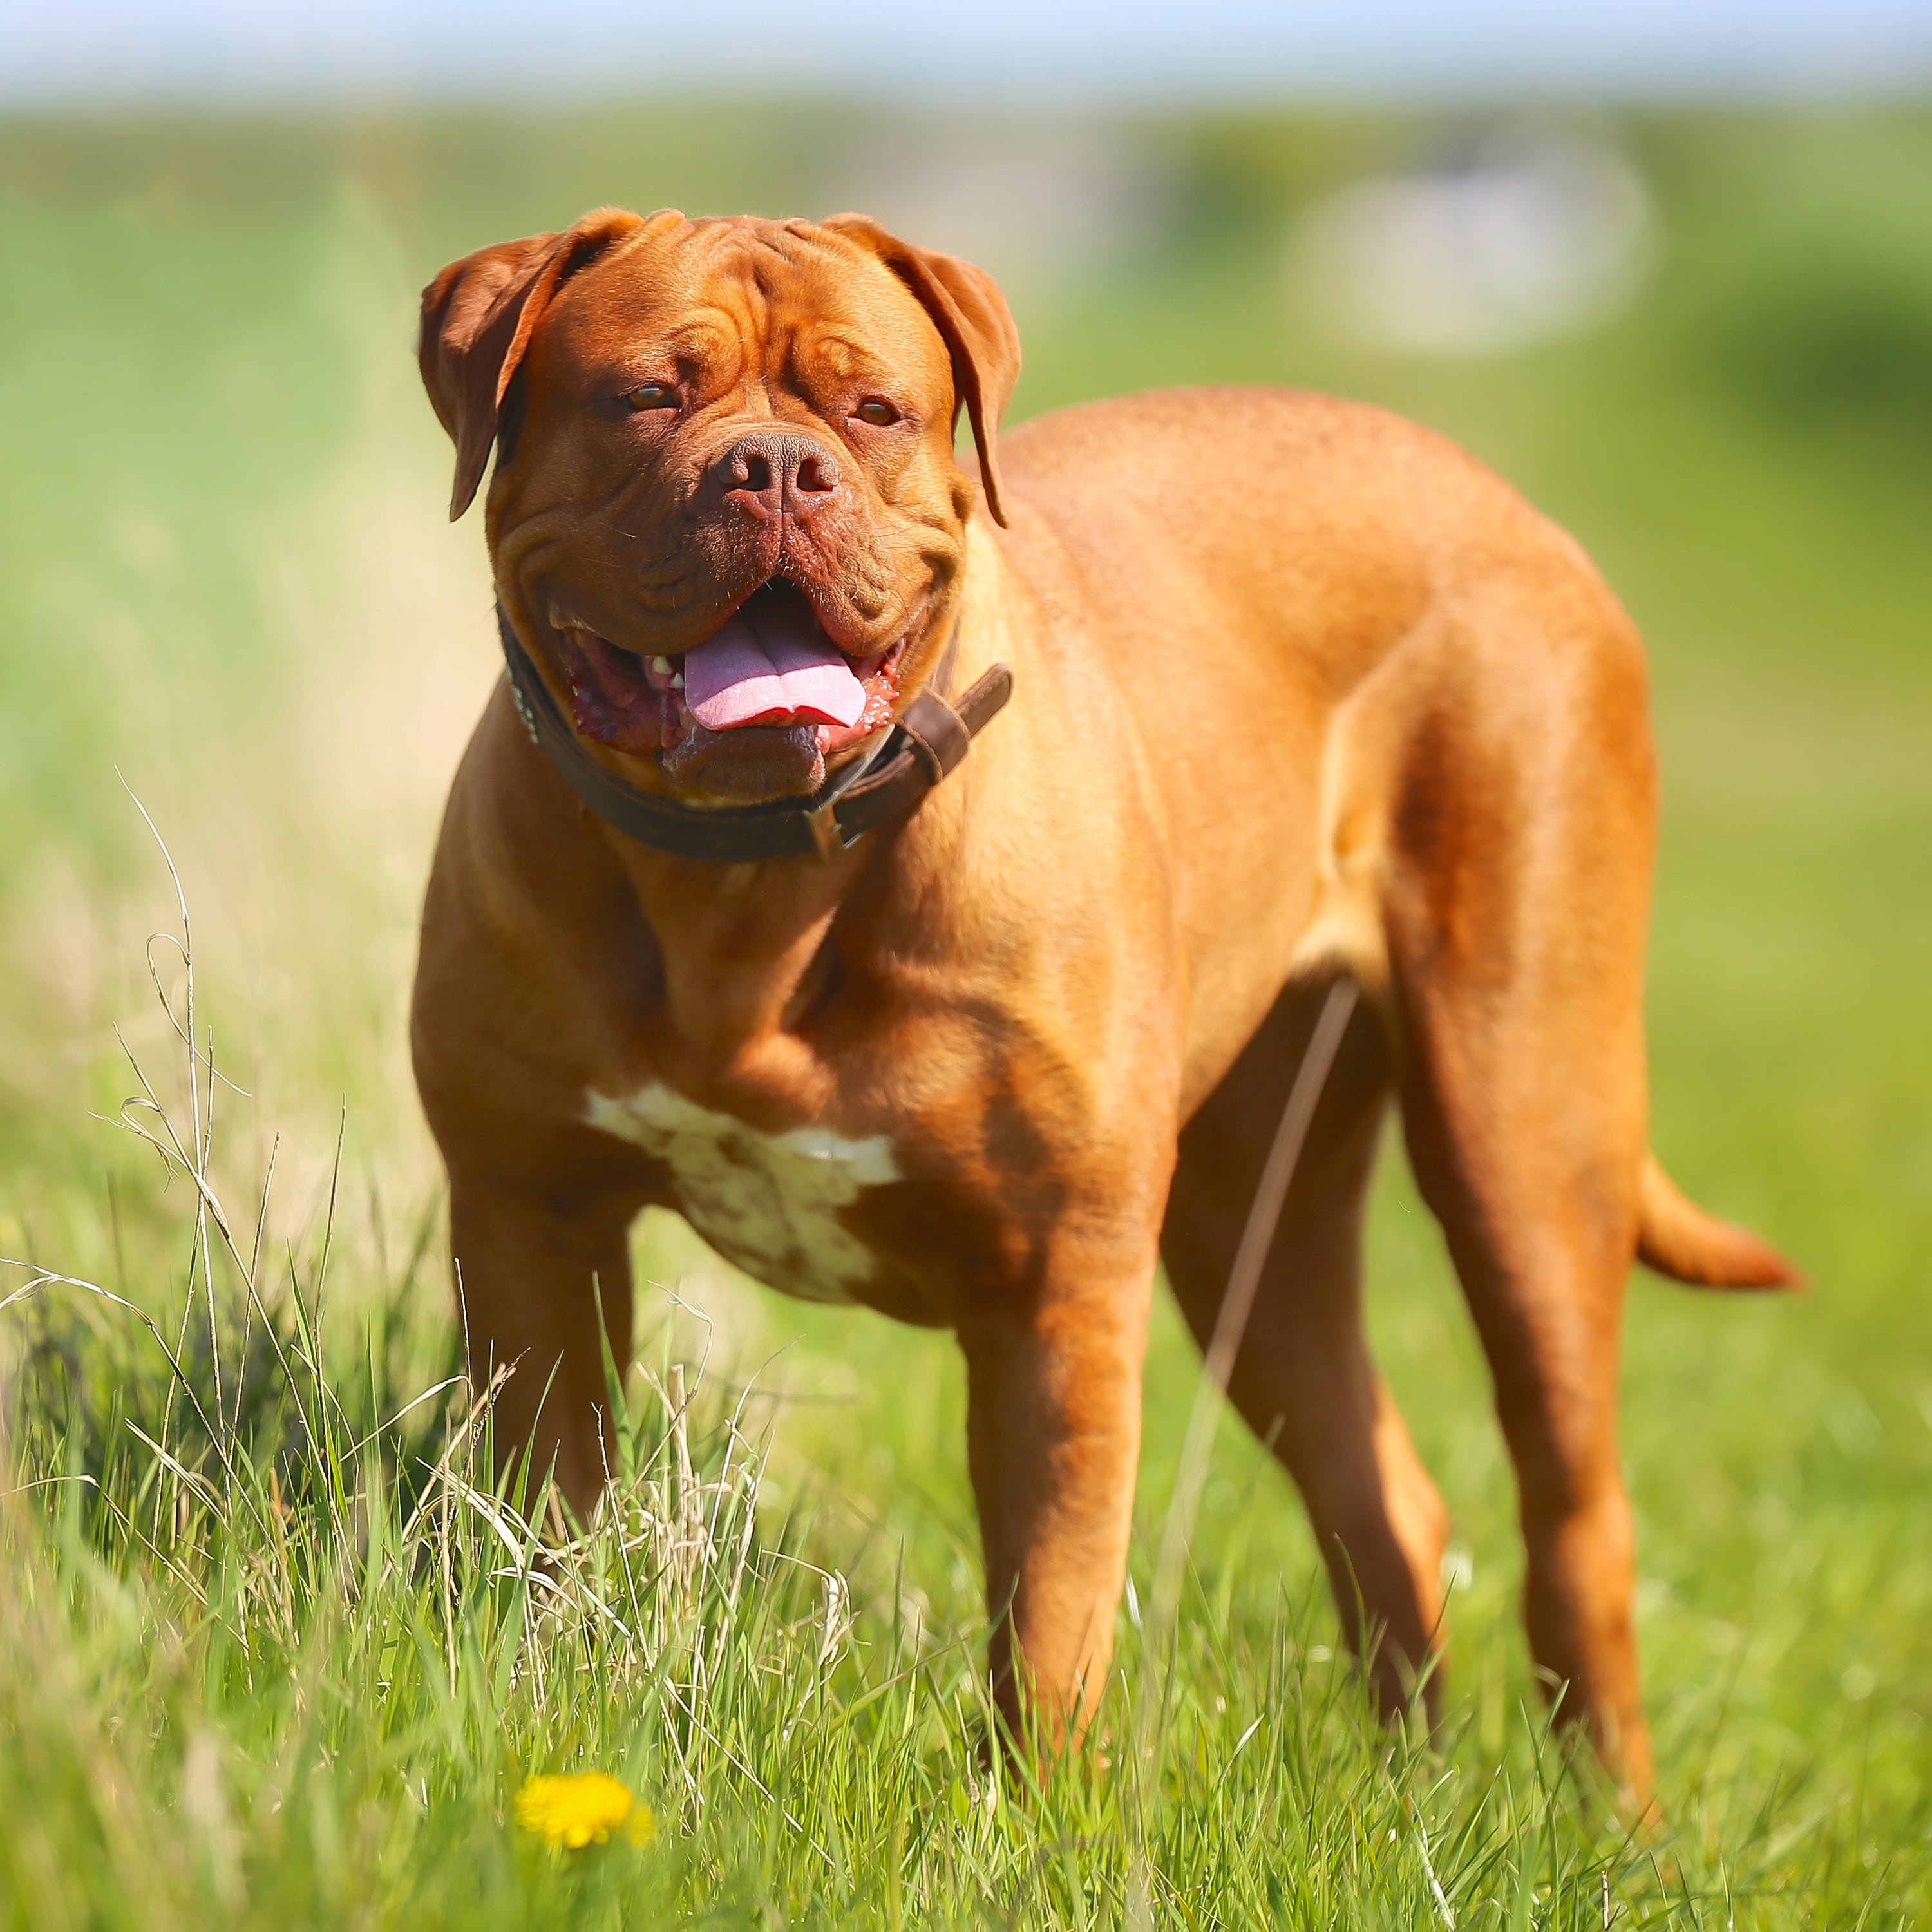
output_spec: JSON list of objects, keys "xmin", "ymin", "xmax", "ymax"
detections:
[{"xmin": 541, "ymin": 218, "xmax": 951, "ymax": 384}]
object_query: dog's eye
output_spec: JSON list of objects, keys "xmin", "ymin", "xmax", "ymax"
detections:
[
  {"xmin": 853, "ymin": 397, "xmax": 900, "ymax": 428},
  {"xmin": 623, "ymin": 383, "xmax": 678, "ymax": 411}
]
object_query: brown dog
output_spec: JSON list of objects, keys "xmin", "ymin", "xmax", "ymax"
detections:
[{"xmin": 412, "ymin": 207, "xmax": 1796, "ymax": 1803}]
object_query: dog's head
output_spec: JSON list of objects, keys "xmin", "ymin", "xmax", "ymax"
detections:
[{"xmin": 420, "ymin": 209, "xmax": 1020, "ymax": 806}]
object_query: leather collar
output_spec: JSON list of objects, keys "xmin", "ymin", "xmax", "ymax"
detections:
[{"xmin": 495, "ymin": 606, "xmax": 1012, "ymax": 864}]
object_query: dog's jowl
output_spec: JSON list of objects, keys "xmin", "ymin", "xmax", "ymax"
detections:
[{"xmin": 411, "ymin": 206, "xmax": 1798, "ymax": 1806}]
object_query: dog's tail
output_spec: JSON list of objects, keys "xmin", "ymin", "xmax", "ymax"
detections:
[{"xmin": 1636, "ymin": 1153, "xmax": 1803, "ymax": 1291}]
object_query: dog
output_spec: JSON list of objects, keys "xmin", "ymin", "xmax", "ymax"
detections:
[{"xmin": 412, "ymin": 206, "xmax": 1797, "ymax": 1804}]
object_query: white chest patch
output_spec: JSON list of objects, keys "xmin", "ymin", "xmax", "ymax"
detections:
[{"xmin": 585, "ymin": 1083, "xmax": 898, "ymax": 1305}]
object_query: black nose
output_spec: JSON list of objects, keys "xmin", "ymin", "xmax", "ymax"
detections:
[{"xmin": 712, "ymin": 430, "xmax": 842, "ymax": 521}]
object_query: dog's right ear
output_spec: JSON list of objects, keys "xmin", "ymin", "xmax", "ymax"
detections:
[{"xmin": 419, "ymin": 207, "xmax": 652, "ymax": 520}]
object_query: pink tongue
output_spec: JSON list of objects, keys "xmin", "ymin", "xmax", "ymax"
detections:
[{"xmin": 683, "ymin": 594, "xmax": 866, "ymax": 732}]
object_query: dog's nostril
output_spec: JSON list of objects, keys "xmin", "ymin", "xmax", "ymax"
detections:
[
  {"xmin": 795, "ymin": 450, "xmax": 839, "ymax": 495},
  {"xmin": 732, "ymin": 451, "xmax": 772, "ymax": 494}
]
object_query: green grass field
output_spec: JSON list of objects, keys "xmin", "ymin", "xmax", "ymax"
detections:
[{"xmin": 2, "ymin": 103, "xmax": 1930, "ymax": 1927}]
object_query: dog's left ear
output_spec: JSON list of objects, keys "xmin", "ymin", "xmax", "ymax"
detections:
[
  {"xmin": 822, "ymin": 215, "xmax": 1021, "ymax": 527},
  {"xmin": 419, "ymin": 207, "xmax": 652, "ymax": 520}
]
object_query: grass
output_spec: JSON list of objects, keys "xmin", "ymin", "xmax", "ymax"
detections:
[{"xmin": 2, "ymin": 100, "xmax": 1931, "ymax": 1926}]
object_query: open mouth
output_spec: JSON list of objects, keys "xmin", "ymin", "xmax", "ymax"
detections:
[{"xmin": 550, "ymin": 580, "xmax": 907, "ymax": 768}]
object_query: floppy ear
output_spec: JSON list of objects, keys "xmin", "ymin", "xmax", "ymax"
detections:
[
  {"xmin": 419, "ymin": 207, "xmax": 651, "ymax": 520},
  {"xmin": 821, "ymin": 214, "xmax": 1022, "ymax": 527}
]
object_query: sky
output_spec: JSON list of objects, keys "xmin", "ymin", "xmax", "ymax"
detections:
[{"xmin": 5, "ymin": 0, "xmax": 1932, "ymax": 106}]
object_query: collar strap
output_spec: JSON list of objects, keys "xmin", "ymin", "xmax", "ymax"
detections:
[{"xmin": 496, "ymin": 606, "xmax": 1012, "ymax": 864}]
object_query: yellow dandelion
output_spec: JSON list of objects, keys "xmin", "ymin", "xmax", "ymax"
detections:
[{"xmin": 514, "ymin": 1771, "xmax": 656, "ymax": 1851}]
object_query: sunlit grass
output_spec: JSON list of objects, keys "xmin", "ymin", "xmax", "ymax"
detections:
[{"xmin": 3, "ymin": 860, "xmax": 1922, "ymax": 1926}]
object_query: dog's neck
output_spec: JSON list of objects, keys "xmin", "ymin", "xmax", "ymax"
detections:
[{"xmin": 598, "ymin": 523, "xmax": 1021, "ymax": 1105}]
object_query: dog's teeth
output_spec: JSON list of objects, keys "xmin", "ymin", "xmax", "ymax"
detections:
[
  {"xmin": 650, "ymin": 656, "xmax": 674, "ymax": 676},
  {"xmin": 670, "ymin": 670, "xmax": 685, "ymax": 688}
]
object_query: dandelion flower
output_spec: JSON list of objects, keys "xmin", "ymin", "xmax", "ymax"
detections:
[{"xmin": 514, "ymin": 1771, "xmax": 655, "ymax": 1850}]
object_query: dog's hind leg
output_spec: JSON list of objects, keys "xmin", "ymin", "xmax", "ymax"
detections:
[
  {"xmin": 1163, "ymin": 980, "xmax": 1450, "ymax": 1717},
  {"xmin": 1381, "ymin": 618, "xmax": 1660, "ymax": 1804}
]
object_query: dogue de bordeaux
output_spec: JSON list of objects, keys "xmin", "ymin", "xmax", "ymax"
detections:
[{"xmin": 412, "ymin": 206, "xmax": 1797, "ymax": 1804}]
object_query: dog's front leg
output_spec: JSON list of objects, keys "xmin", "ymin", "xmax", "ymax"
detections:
[
  {"xmin": 448, "ymin": 1166, "xmax": 645, "ymax": 1524},
  {"xmin": 958, "ymin": 1229, "xmax": 1157, "ymax": 1759}
]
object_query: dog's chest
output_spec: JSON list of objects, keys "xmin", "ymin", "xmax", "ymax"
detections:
[{"xmin": 585, "ymin": 1083, "xmax": 898, "ymax": 1305}]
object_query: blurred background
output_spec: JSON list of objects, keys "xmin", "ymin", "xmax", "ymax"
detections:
[{"xmin": 3, "ymin": 0, "xmax": 1930, "ymax": 1830}]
